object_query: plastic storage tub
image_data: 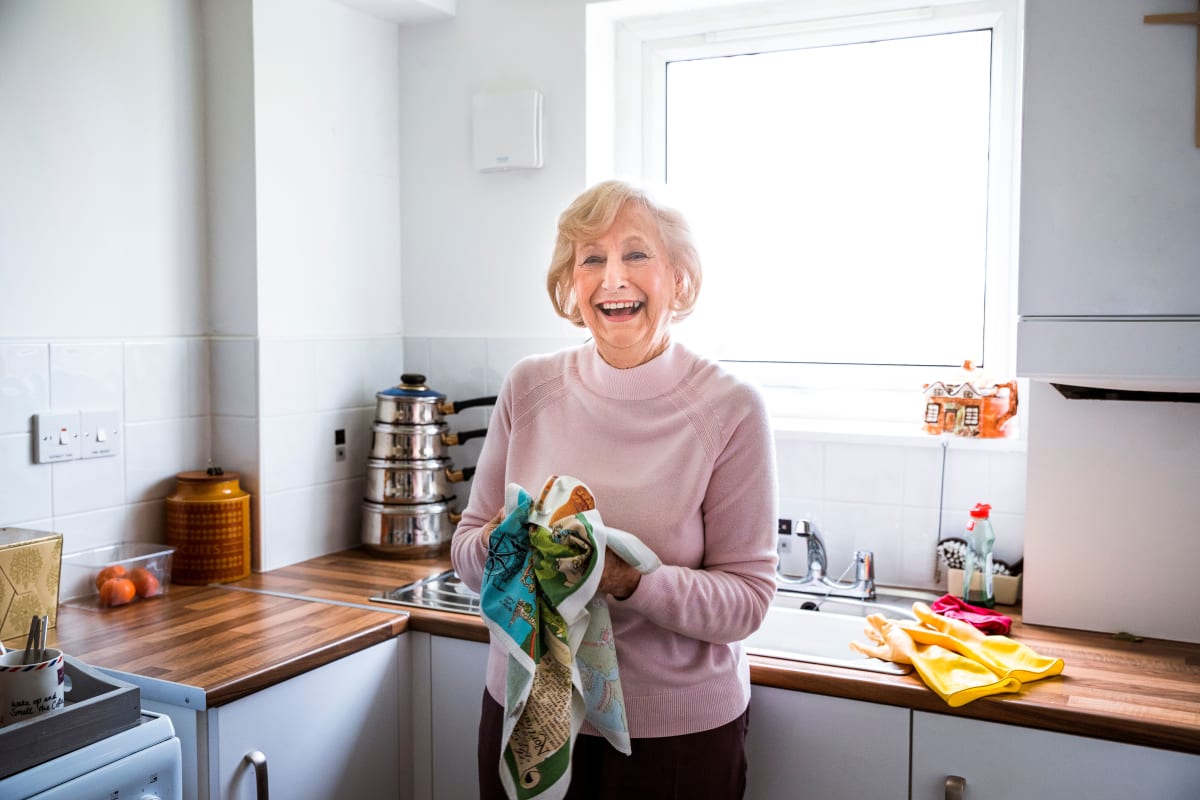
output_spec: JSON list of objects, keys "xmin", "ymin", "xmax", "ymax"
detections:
[{"xmin": 61, "ymin": 543, "xmax": 174, "ymax": 607}]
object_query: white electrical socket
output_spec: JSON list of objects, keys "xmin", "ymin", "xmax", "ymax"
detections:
[
  {"xmin": 33, "ymin": 411, "xmax": 82, "ymax": 463},
  {"xmin": 80, "ymin": 410, "xmax": 121, "ymax": 459}
]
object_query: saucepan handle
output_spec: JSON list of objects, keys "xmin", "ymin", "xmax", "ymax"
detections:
[{"xmin": 442, "ymin": 428, "xmax": 488, "ymax": 447}]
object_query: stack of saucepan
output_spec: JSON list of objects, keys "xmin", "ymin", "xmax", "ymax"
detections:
[{"xmin": 362, "ymin": 374, "xmax": 496, "ymax": 558}]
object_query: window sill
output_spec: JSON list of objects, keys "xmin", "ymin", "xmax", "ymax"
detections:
[{"xmin": 770, "ymin": 416, "xmax": 1028, "ymax": 452}]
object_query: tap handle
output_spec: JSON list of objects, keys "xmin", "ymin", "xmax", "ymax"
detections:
[{"xmin": 854, "ymin": 550, "xmax": 875, "ymax": 582}]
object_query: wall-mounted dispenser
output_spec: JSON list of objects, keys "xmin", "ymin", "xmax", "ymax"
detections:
[{"xmin": 472, "ymin": 90, "xmax": 543, "ymax": 172}]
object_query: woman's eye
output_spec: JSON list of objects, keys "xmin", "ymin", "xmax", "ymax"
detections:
[
  {"xmin": 626, "ymin": 251, "xmax": 649, "ymax": 261},
  {"xmin": 580, "ymin": 254, "xmax": 604, "ymax": 266}
]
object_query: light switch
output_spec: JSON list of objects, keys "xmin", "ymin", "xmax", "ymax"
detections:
[
  {"xmin": 80, "ymin": 410, "xmax": 121, "ymax": 459},
  {"xmin": 33, "ymin": 411, "xmax": 81, "ymax": 463}
]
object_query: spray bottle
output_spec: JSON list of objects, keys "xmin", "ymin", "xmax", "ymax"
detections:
[{"xmin": 961, "ymin": 503, "xmax": 996, "ymax": 608}]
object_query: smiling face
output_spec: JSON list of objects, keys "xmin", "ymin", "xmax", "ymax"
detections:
[{"xmin": 573, "ymin": 203, "xmax": 679, "ymax": 369}]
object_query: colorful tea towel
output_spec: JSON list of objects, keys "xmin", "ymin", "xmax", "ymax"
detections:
[
  {"xmin": 480, "ymin": 475, "xmax": 661, "ymax": 800},
  {"xmin": 850, "ymin": 602, "xmax": 1064, "ymax": 707}
]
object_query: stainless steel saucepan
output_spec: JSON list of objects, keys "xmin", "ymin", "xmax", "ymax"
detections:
[
  {"xmin": 364, "ymin": 458, "xmax": 475, "ymax": 505},
  {"xmin": 361, "ymin": 498, "xmax": 460, "ymax": 558},
  {"xmin": 375, "ymin": 374, "xmax": 496, "ymax": 425},
  {"xmin": 369, "ymin": 421, "xmax": 488, "ymax": 462}
]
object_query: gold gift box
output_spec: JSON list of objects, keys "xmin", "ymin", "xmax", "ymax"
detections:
[{"xmin": 0, "ymin": 528, "xmax": 63, "ymax": 641}]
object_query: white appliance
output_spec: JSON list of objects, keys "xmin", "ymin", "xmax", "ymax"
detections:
[{"xmin": 0, "ymin": 711, "xmax": 182, "ymax": 799}]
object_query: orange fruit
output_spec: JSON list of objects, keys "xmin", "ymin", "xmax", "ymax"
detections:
[
  {"xmin": 129, "ymin": 566, "xmax": 162, "ymax": 598},
  {"xmin": 99, "ymin": 577, "xmax": 137, "ymax": 607},
  {"xmin": 95, "ymin": 564, "xmax": 128, "ymax": 590}
]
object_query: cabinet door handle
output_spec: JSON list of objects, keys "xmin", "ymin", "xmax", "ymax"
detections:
[
  {"xmin": 945, "ymin": 775, "xmax": 966, "ymax": 800},
  {"xmin": 245, "ymin": 750, "xmax": 270, "ymax": 799}
]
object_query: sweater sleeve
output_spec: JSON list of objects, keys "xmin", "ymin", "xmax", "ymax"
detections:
[
  {"xmin": 449, "ymin": 375, "xmax": 514, "ymax": 594},
  {"xmin": 618, "ymin": 383, "xmax": 779, "ymax": 644}
]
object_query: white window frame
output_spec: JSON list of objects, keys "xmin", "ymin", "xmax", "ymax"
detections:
[{"xmin": 586, "ymin": 0, "xmax": 1025, "ymax": 435}]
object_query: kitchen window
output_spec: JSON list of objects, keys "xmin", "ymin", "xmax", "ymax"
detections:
[{"xmin": 587, "ymin": 0, "xmax": 1024, "ymax": 431}]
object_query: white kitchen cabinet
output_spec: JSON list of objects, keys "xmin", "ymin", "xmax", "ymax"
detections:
[
  {"xmin": 1015, "ymin": 0, "xmax": 1200, "ymax": 390},
  {"xmin": 211, "ymin": 637, "xmax": 405, "ymax": 799},
  {"xmin": 409, "ymin": 633, "xmax": 490, "ymax": 800},
  {"xmin": 911, "ymin": 711, "xmax": 1200, "ymax": 799},
  {"xmin": 745, "ymin": 685, "xmax": 910, "ymax": 799}
]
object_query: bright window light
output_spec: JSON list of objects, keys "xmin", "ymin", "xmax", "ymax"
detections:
[{"xmin": 667, "ymin": 30, "xmax": 993, "ymax": 368}]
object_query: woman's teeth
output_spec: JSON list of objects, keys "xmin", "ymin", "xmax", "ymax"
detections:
[{"xmin": 599, "ymin": 301, "xmax": 643, "ymax": 317}]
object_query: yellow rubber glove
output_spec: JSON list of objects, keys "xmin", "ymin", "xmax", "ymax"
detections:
[
  {"xmin": 904, "ymin": 602, "xmax": 1065, "ymax": 683},
  {"xmin": 850, "ymin": 614, "xmax": 1022, "ymax": 707}
]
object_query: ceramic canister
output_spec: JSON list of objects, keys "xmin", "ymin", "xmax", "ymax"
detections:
[{"xmin": 166, "ymin": 469, "xmax": 252, "ymax": 584}]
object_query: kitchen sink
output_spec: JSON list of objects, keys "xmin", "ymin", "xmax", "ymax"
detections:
[
  {"xmin": 370, "ymin": 569, "xmax": 480, "ymax": 614},
  {"xmin": 372, "ymin": 570, "xmax": 927, "ymax": 675},
  {"xmin": 745, "ymin": 603, "xmax": 913, "ymax": 674},
  {"xmin": 745, "ymin": 587, "xmax": 940, "ymax": 674}
]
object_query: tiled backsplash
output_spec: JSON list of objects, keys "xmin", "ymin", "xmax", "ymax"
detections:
[{"xmin": 1, "ymin": 334, "xmax": 1026, "ymax": 592}]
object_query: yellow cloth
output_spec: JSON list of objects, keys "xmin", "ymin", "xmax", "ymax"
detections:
[{"xmin": 850, "ymin": 603, "xmax": 1064, "ymax": 708}]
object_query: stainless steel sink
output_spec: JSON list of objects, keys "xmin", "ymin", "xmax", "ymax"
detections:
[{"xmin": 370, "ymin": 569, "xmax": 480, "ymax": 614}]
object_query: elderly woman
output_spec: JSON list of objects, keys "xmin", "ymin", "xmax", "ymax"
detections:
[{"xmin": 451, "ymin": 180, "xmax": 778, "ymax": 799}]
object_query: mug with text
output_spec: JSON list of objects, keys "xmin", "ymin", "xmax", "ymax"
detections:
[{"xmin": 0, "ymin": 647, "xmax": 66, "ymax": 725}]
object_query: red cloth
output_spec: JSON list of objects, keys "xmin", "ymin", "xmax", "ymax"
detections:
[{"xmin": 930, "ymin": 594, "xmax": 1013, "ymax": 635}]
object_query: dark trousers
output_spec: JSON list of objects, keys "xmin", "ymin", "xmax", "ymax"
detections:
[{"xmin": 477, "ymin": 689, "xmax": 749, "ymax": 800}]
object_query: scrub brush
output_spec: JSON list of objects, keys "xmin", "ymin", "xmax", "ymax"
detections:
[{"xmin": 936, "ymin": 538, "xmax": 1019, "ymax": 575}]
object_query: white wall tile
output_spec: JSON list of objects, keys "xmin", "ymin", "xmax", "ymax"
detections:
[
  {"xmin": 54, "ymin": 505, "xmax": 129, "ymax": 555},
  {"xmin": 212, "ymin": 415, "xmax": 261, "ymax": 497},
  {"xmin": 51, "ymin": 452, "xmax": 125, "ymax": 517},
  {"xmin": 0, "ymin": 434, "xmax": 52, "ymax": 525},
  {"xmin": 188, "ymin": 338, "xmax": 212, "ymax": 416},
  {"xmin": 825, "ymin": 443, "xmax": 906, "ymax": 505},
  {"xmin": 49, "ymin": 341, "xmax": 123, "ymax": 413},
  {"xmin": 987, "ymin": 450, "xmax": 1028, "ymax": 513},
  {"xmin": 363, "ymin": 335, "xmax": 406, "ymax": 405},
  {"xmin": 900, "ymin": 506, "xmax": 943, "ymax": 587},
  {"xmin": 258, "ymin": 479, "xmax": 362, "ymax": 571},
  {"xmin": 941, "ymin": 447, "xmax": 991, "ymax": 511},
  {"xmin": 428, "ymin": 337, "xmax": 489, "ymax": 431},
  {"xmin": 775, "ymin": 440, "xmax": 824, "ymax": 500},
  {"xmin": 124, "ymin": 417, "xmax": 211, "ymax": 502},
  {"xmin": 260, "ymin": 337, "xmax": 368, "ymax": 417},
  {"xmin": 259, "ymin": 408, "xmax": 370, "ymax": 493},
  {"xmin": 125, "ymin": 340, "xmax": 189, "ymax": 422},
  {"xmin": 0, "ymin": 342, "xmax": 49, "ymax": 434},
  {"xmin": 211, "ymin": 337, "xmax": 257, "ymax": 417},
  {"xmin": 822, "ymin": 501, "xmax": 904, "ymax": 585},
  {"xmin": 402, "ymin": 337, "xmax": 431, "ymax": 381},
  {"xmin": 902, "ymin": 444, "xmax": 944, "ymax": 508},
  {"xmin": 126, "ymin": 499, "xmax": 167, "ymax": 545}
]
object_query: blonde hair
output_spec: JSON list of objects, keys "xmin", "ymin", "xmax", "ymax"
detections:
[{"xmin": 547, "ymin": 180, "xmax": 702, "ymax": 326}]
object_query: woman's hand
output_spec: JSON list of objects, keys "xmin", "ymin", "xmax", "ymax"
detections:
[
  {"xmin": 480, "ymin": 508, "xmax": 505, "ymax": 541},
  {"xmin": 599, "ymin": 550, "xmax": 641, "ymax": 599}
]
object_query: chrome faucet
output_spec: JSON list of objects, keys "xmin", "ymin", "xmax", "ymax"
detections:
[{"xmin": 777, "ymin": 519, "xmax": 876, "ymax": 601}]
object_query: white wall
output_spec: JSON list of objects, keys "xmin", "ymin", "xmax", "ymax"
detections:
[
  {"xmin": 395, "ymin": 0, "xmax": 590, "ymax": 339},
  {"xmin": 0, "ymin": 0, "xmax": 208, "ymax": 341}
]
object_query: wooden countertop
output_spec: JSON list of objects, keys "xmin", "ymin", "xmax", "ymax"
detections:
[{"xmin": 12, "ymin": 548, "xmax": 1199, "ymax": 755}]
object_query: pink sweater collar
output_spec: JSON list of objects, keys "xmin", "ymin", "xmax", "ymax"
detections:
[{"xmin": 577, "ymin": 341, "xmax": 694, "ymax": 400}]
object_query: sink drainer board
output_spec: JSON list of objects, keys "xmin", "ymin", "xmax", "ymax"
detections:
[{"xmin": 371, "ymin": 569, "xmax": 480, "ymax": 615}]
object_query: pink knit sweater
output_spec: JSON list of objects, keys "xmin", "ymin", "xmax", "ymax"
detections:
[{"xmin": 451, "ymin": 341, "xmax": 779, "ymax": 738}]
